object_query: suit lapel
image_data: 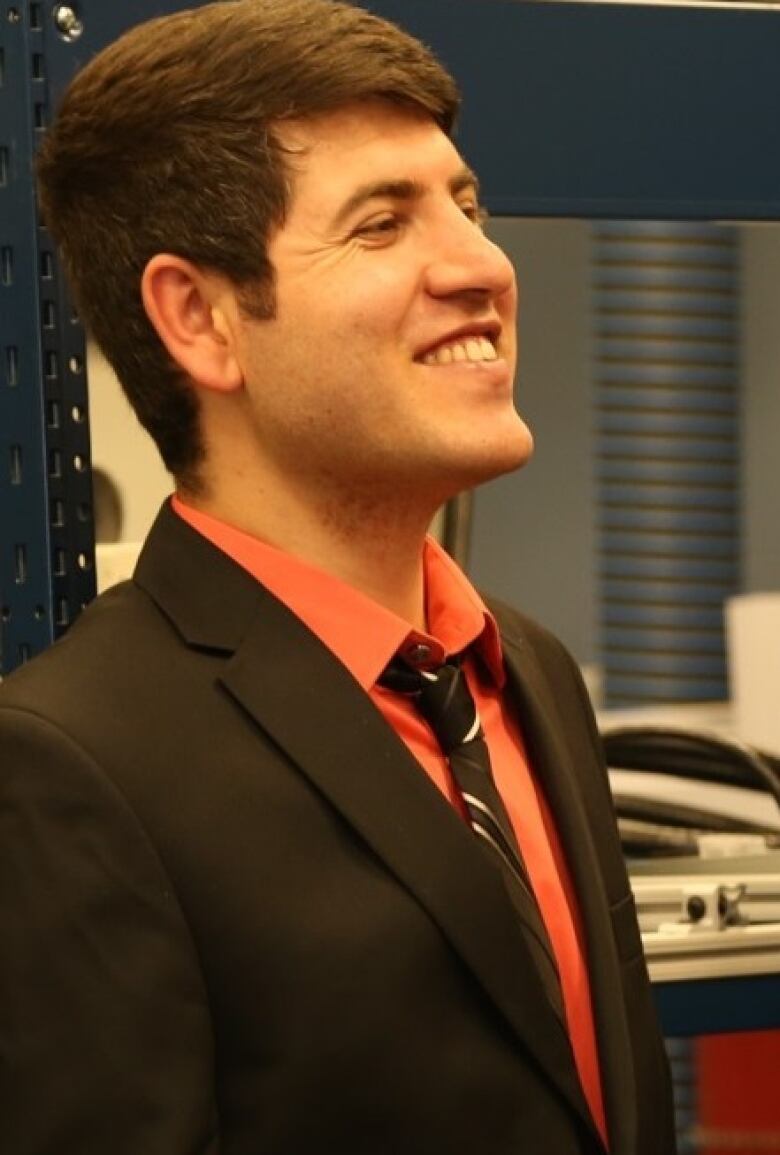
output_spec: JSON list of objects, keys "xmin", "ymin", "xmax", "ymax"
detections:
[
  {"xmin": 135, "ymin": 506, "xmax": 596, "ymax": 1140},
  {"xmin": 219, "ymin": 600, "xmax": 596, "ymax": 1134},
  {"xmin": 497, "ymin": 617, "xmax": 638, "ymax": 1155}
]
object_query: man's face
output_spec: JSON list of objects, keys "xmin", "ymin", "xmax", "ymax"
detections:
[{"xmin": 233, "ymin": 101, "xmax": 533, "ymax": 512}]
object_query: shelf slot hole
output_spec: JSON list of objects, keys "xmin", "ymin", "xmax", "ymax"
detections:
[
  {"xmin": 1, "ymin": 245, "xmax": 12, "ymax": 285},
  {"xmin": 45, "ymin": 350, "xmax": 58, "ymax": 379},
  {"xmin": 6, "ymin": 345, "xmax": 18, "ymax": 386},
  {"xmin": 47, "ymin": 399, "xmax": 60, "ymax": 428},
  {"xmin": 14, "ymin": 543, "xmax": 27, "ymax": 585},
  {"xmin": 0, "ymin": 147, "xmax": 8, "ymax": 187},
  {"xmin": 40, "ymin": 251, "xmax": 53, "ymax": 279},
  {"xmin": 10, "ymin": 443, "xmax": 22, "ymax": 484}
]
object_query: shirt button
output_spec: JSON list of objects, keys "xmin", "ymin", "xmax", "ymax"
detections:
[{"xmin": 405, "ymin": 643, "xmax": 433, "ymax": 665}]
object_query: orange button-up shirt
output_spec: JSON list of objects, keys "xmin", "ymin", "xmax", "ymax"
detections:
[{"xmin": 173, "ymin": 495, "xmax": 607, "ymax": 1146}]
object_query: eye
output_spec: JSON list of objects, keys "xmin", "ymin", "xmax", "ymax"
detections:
[
  {"xmin": 353, "ymin": 213, "xmax": 406, "ymax": 243},
  {"xmin": 459, "ymin": 201, "xmax": 490, "ymax": 229}
]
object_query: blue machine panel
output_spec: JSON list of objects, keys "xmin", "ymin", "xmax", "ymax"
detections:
[
  {"xmin": 369, "ymin": 0, "xmax": 780, "ymax": 219},
  {"xmin": 655, "ymin": 973, "xmax": 780, "ymax": 1038}
]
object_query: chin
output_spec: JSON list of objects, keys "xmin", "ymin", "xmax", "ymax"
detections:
[
  {"xmin": 472, "ymin": 423, "xmax": 535, "ymax": 483},
  {"xmin": 435, "ymin": 440, "xmax": 534, "ymax": 500}
]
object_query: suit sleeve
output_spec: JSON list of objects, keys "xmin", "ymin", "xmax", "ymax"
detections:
[{"xmin": 0, "ymin": 707, "xmax": 219, "ymax": 1155}]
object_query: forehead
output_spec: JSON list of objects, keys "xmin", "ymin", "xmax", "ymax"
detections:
[{"xmin": 276, "ymin": 101, "xmax": 471, "ymax": 216}]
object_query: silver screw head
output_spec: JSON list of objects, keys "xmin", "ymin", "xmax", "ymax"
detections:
[{"xmin": 54, "ymin": 4, "xmax": 83, "ymax": 40}]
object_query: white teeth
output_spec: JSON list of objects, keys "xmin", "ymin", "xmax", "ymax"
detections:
[
  {"xmin": 479, "ymin": 337, "xmax": 498, "ymax": 361},
  {"xmin": 422, "ymin": 336, "xmax": 498, "ymax": 366}
]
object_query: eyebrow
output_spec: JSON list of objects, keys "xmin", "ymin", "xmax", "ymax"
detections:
[{"xmin": 328, "ymin": 165, "xmax": 481, "ymax": 232}]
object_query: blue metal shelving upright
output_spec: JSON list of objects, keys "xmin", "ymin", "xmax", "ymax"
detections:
[{"xmin": 0, "ymin": 2, "xmax": 94, "ymax": 674}]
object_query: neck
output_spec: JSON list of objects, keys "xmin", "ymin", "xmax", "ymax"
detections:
[{"xmin": 178, "ymin": 474, "xmax": 439, "ymax": 631}]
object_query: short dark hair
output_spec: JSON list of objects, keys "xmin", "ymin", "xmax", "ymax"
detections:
[{"xmin": 37, "ymin": 0, "xmax": 460, "ymax": 487}]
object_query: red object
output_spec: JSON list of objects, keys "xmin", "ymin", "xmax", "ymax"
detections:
[{"xmin": 696, "ymin": 1032, "xmax": 780, "ymax": 1154}]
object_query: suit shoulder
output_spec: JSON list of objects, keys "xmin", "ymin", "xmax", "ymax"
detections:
[
  {"xmin": 483, "ymin": 593, "xmax": 600, "ymax": 737},
  {"xmin": 0, "ymin": 579, "xmax": 173, "ymax": 718},
  {"xmin": 483, "ymin": 594, "xmax": 577, "ymax": 669}
]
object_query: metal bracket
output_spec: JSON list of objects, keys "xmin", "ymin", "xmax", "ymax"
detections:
[{"xmin": 667, "ymin": 883, "xmax": 749, "ymax": 934}]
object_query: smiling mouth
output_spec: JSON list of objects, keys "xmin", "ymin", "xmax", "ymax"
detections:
[{"xmin": 421, "ymin": 336, "xmax": 499, "ymax": 366}]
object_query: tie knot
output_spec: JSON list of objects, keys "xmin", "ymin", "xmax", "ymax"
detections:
[{"xmin": 380, "ymin": 657, "xmax": 481, "ymax": 756}]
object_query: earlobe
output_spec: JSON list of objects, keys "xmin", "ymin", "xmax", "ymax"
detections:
[{"xmin": 141, "ymin": 254, "xmax": 244, "ymax": 393}]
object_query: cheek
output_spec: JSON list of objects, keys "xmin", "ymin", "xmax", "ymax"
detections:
[
  {"xmin": 243, "ymin": 271, "xmax": 415, "ymax": 422},
  {"xmin": 337, "ymin": 264, "xmax": 417, "ymax": 338}
]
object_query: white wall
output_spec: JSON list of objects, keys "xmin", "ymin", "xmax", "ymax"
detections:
[{"xmin": 87, "ymin": 342, "xmax": 172, "ymax": 543}]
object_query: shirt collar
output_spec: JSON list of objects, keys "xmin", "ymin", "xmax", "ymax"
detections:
[{"xmin": 172, "ymin": 495, "xmax": 505, "ymax": 691}]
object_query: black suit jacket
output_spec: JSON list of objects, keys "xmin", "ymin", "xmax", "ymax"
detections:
[{"xmin": 0, "ymin": 503, "xmax": 675, "ymax": 1154}]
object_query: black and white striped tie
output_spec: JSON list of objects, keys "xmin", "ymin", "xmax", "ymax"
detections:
[{"xmin": 380, "ymin": 656, "xmax": 564, "ymax": 1020}]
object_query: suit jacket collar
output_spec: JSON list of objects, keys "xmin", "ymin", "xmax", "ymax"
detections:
[
  {"xmin": 134, "ymin": 504, "xmax": 613, "ymax": 1148},
  {"xmin": 134, "ymin": 501, "xmax": 263, "ymax": 652}
]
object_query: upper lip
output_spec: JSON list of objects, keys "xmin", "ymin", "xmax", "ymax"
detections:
[{"xmin": 415, "ymin": 320, "xmax": 502, "ymax": 361}]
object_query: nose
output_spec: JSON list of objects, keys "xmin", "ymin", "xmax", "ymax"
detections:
[{"xmin": 424, "ymin": 208, "xmax": 516, "ymax": 303}]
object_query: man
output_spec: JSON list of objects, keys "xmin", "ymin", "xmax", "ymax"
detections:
[{"xmin": 0, "ymin": 2, "xmax": 676, "ymax": 1152}]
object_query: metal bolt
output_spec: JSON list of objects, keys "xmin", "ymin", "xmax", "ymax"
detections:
[
  {"xmin": 686, "ymin": 896, "xmax": 706, "ymax": 923},
  {"xmin": 54, "ymin": 4, "xmax": 83, "ymax": 40}
]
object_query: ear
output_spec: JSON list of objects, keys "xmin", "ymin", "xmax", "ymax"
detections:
[{"xmin": 141, "ymin": 255, "xmax": 244, "ymax": 393}]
